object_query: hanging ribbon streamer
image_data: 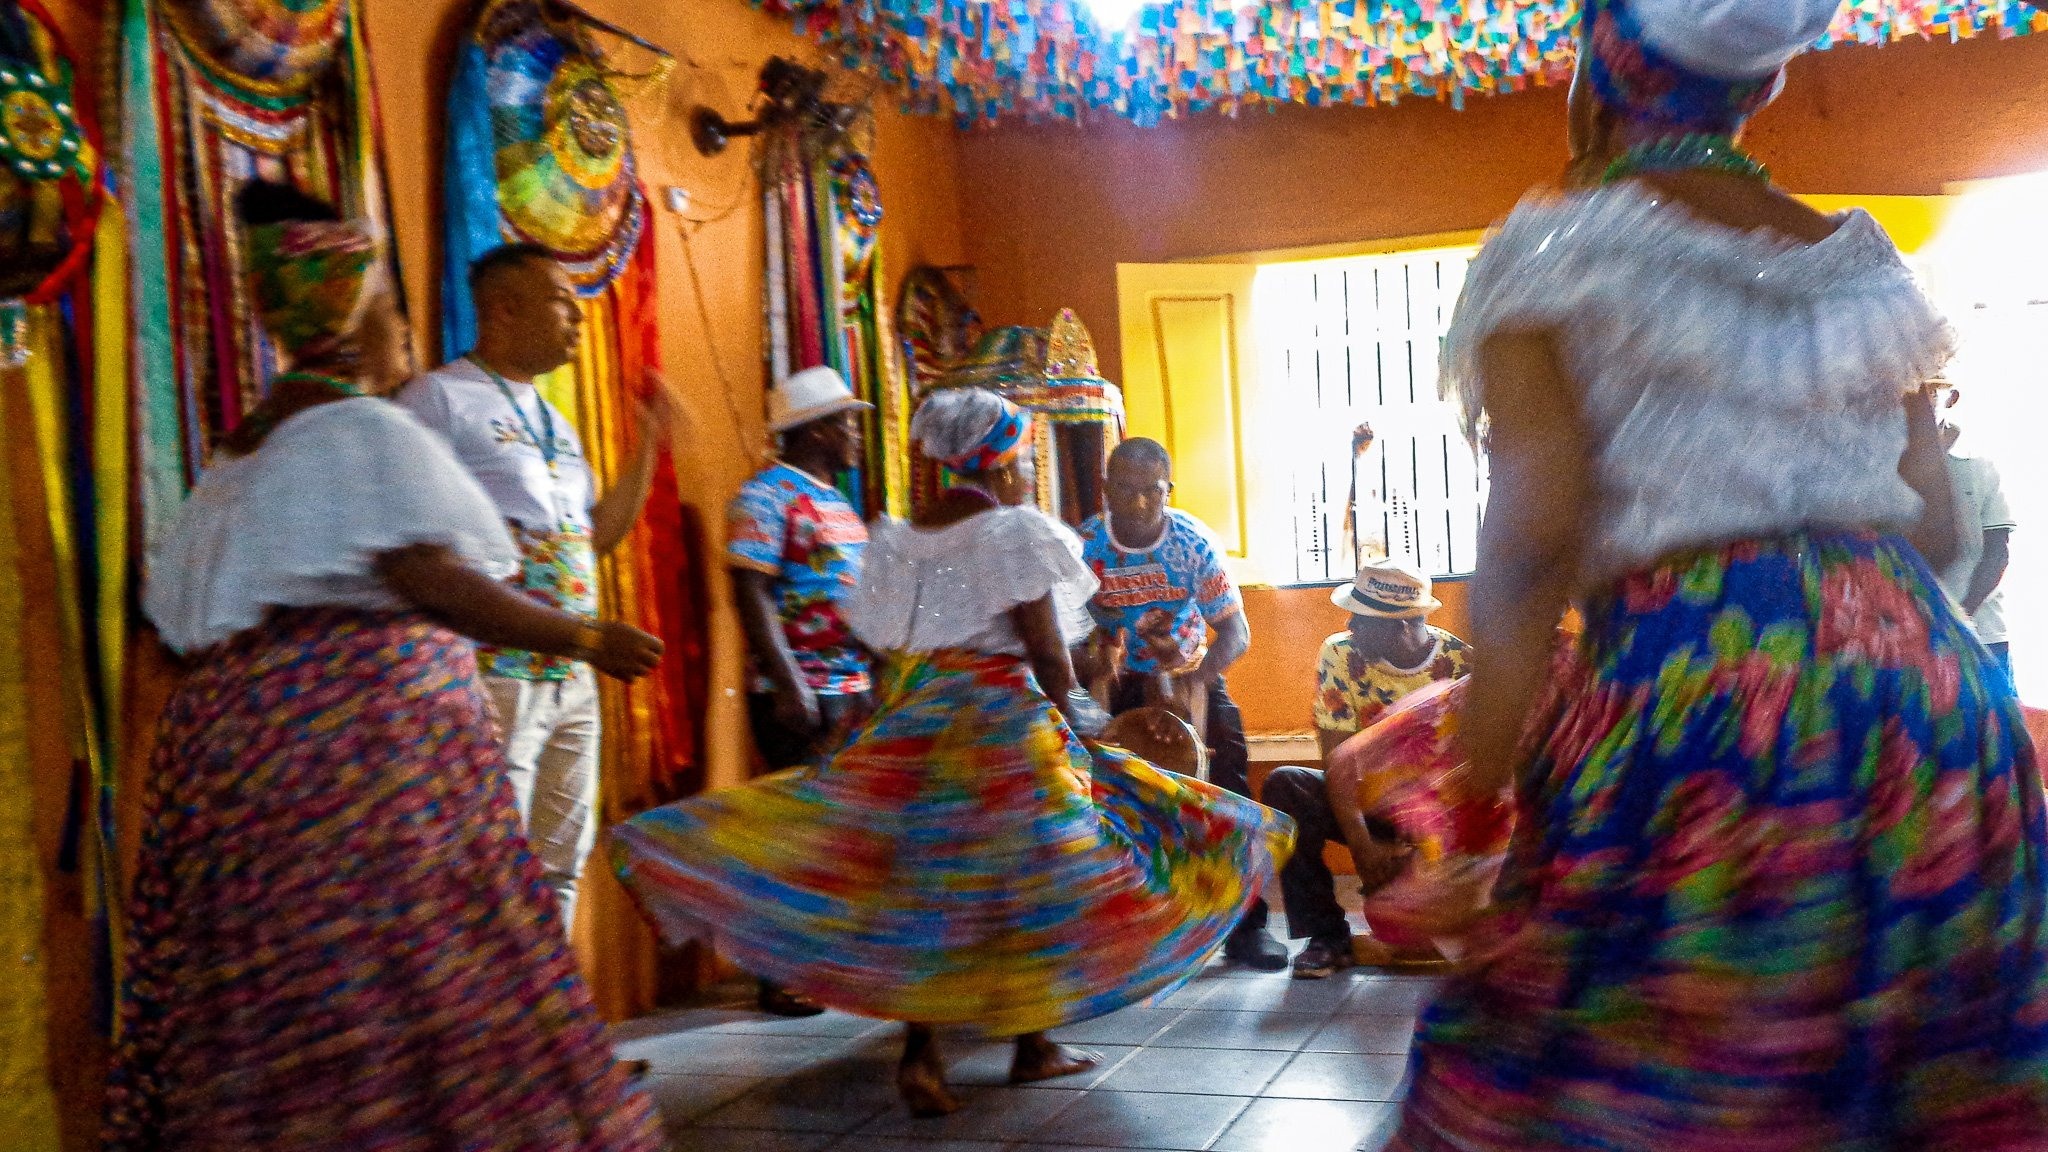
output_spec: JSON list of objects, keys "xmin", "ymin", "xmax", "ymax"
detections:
[
  {"xmin": 760, "ymin": 129, "xmax": 911, "ymax": 517},
  {"xmin": 4, "ymin": 0, "xmax": 124, "ymax": 1052},
  {"xmin": 442, "ymin": 0, "xmax": 668, "ymax": 360},
  {"xmin": 0, "ymin": 314, "xmax": 60, "ymax": 1152},
  {"xmin": 123, "ymin": 0, "xmax": 406, "ymax": 554}
]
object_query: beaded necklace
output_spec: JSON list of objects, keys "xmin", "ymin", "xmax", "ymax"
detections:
[
  {"xmin": 484, "ymin": 365, "xmax": 560, "ymax": 475},
  {"xmin": 1603, "ymin": 133, "xmax": 1770, "ymax": 186}
]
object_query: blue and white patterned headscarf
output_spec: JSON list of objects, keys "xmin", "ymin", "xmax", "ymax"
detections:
[
  {"xmin": 1584, "ymin": 0, "xmax": 1840, "ymax": 134},
  {"xmin": 912, "ymin": 388, "xmax": 1030, "ymax": 473}
]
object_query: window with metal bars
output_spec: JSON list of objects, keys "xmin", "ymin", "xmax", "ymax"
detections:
[{"xmin": 1253, "ymin": 247, "xmax": 1486, "ymax": 586}]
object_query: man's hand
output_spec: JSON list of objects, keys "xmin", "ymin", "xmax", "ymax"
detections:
[
  {"xmin": 640, "ymin": 370, "xmax": 687, "ymax": 447},
  {"xmin": 773, "ymin": 679, "xmax": 823, "ymax": 737}
]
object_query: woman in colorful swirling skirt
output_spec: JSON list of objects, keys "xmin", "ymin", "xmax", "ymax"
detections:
[
  {"xmin": 107, "ymin": 182, "xmax": 668, "ymax": 1152},
  {"xmin": 611, "ymin": 388, "xmax": 1295, "ymax": 1117},
  {"xmin": 1392, "ymin": 1, "xmax": 2048, "ymax": 1149}
]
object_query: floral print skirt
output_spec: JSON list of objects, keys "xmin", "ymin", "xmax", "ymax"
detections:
[{"xmin": 1394, "ymin": 532, "xmax": 2048, "ymax": 1152}]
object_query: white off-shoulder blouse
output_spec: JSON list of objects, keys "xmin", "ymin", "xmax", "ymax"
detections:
[
  {"xmin": 145, "ymin": 397, "xmax": 519, "ymax": 654},
  {"xmin": 1444, "ymin": 182, "xmax": 1955, "ymax": 583},
  {"xmin": 846, "ymin": 504, "xmax": 1099, "ymax": 656}
]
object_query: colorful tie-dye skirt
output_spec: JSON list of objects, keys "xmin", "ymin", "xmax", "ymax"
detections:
[
  {"xmin": 610, "ymin": 650, "xmax": 1297, "ymax": 1037},
  {"xmin": 1394, "ymin": 533, "xmax": 2048, "ymax": 1151},
  {"xmin": 107, "ymin": 608, "xmax": 663, "ymax": 1152}
]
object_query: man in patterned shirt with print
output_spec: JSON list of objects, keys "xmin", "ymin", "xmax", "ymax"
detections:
[
  {"xmin": 1263, "ymin": 559, "xmax": 1472, "ymax": 978},
  {"xmin": 728, "ymin": 366, "xmax": 875, "ymax": 1016},
  {"xmin": 400, "ymin": 244, "xmax": 675, "ymax": 937},
  {"xmin": 1079, "ymin": 438, "xmax": 1289, "ymax": 971}
]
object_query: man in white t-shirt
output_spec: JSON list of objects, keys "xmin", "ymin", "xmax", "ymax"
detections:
[
  {"xmin": 1936, "ymin": 382, "xmax": 2016, "ymax": 683},
  {"xmin": 399, "ymin": 244, "xmax": 677, "ymax": 934}
]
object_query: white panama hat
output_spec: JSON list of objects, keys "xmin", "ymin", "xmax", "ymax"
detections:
[
  {"xmin": 767, "ymin": 366, "xmax": 873, "ymax": 434},
  {"xmin": 1332, "ymin": 558, "xmax": 1442, "ymax": 620}
]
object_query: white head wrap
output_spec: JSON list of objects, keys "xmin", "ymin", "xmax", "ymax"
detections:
[{"xmin": 1626, "ymin": 0, "xmax": 1841, "ymax": 80}]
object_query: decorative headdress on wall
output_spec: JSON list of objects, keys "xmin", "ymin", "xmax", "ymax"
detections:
[
  {"xmin": 938, "ymin": 309, "xmax": 1122, "ymax": 425},
  {"xmin": 897, "ymin": 265, "xmax": 980, "ymax": 399},
  {"xmin": 0, "ymin": 0, "xmax": 102, "ymax": 364},
  {"xmin": 161, "ymin": 0, "xmax": 348, "ymax": 106},
  {"xmin": 444, "ymin": 0, "xmax": 671, "ymax": 356}
]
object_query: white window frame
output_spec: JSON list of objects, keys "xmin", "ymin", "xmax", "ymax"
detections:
[{"xmin": 1249, "ymin": 245, "xmax": 1487, "ymax": 588}]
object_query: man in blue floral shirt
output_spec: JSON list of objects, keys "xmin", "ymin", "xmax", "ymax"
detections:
[{"xmin": 1080, "ymin": 438, "xmax": 1286, "ymax": 970}]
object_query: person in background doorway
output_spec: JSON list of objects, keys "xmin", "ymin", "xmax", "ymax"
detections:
[
  {"xmin": 398, "ymin": 244, "xmax": 678, "ymax": 938},
  {"xmin": 1936, "ymin": 379, "xmax": 2016, "ymax": 684},
  {"xmin": 1262, "ymin": 559, "xmax": 1472, "ymax": 978},
  {"xmin": 1078, "ymin": 437, "xmax": 1287, "ymax": 971},
  {"xmin": 727, "ymin": 365, "xmax": 877, "ymax": 1017}
]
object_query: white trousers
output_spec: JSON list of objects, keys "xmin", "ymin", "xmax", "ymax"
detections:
[{"xmin": 486, "ymin": 668, "xmax": 601, "ymax": 936}]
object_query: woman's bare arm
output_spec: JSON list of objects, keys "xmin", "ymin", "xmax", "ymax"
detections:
[
  {"xmin": 1461, "ymin": 331, "xmax": 1592, "ymax": 798},
  {"xmin": 1013, "ymin": 595, "xmax": 1081, "ymax": 701},
  {"xmin": 376, "ymin": 543, "xmax": 662, "ymax": 680}
]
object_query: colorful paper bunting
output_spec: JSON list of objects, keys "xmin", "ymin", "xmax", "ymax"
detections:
[{"xmin": 755, "ymin": 0, "xmax": 2042, "ymax": 125}]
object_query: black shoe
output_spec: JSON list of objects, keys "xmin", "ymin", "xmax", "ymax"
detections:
[
  {"xmin": 1222, "ymin": 924, "xmax": 1290, "ymax": 972},
  {"xmin": 1291, "ymin": 936, "xmax": 1356, "ymax": 980},
  {"xmin": 758, "ymin": 979, "xmax": 826, "ymax": 1017}
]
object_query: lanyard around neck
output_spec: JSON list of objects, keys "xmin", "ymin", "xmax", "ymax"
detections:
[{"xmin": 485, "ymin": 366, "xmax": 558, "ymax": 474}]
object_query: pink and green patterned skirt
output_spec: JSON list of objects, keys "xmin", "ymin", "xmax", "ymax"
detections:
[
  {"xmin": 107, "ymin": 608, "xmax": 662, "ymax": 1152},
  {"xmin": 611, "ymin": 649, "xmax": 1296, "ymax": 1037},
  {"xmin": 1395, "ymin": 532, "xmax": 2048, "ymax": 1151}
]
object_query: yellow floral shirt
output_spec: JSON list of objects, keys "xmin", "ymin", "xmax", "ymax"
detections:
[{"xmin": 1312, "ymin": 627, "xmax": 1472, "ymax": 735}]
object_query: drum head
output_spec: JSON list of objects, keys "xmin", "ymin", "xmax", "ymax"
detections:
[{"xmin": 1099, "ymin": 707, "xmax": 1208, "ymax": 782}]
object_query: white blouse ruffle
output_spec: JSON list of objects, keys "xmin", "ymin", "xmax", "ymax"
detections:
[
  {"xmin": 1444, "ymin": 182, "xmax": 1956, "ymax": 584},
  {"xmin": 145, "ymin": 397, "xmax": 520, "ymax": 654},
  {"xmin": 846, "ymin": 505, "xmax": 1100, "ymax": 656}
]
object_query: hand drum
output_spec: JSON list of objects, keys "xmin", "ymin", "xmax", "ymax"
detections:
[{"xmin": 1098, "ymin": 706, "xmax": 1209, "ymax": 782}]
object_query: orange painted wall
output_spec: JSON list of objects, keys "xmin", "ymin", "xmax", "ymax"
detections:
[
  {"xmin": 1233, "ymin": 583, "xmax": 1471, "ymax": 736},
  {"xmin": 955, "ymin": 32, "xmax": 2048, "ymax": 383}
]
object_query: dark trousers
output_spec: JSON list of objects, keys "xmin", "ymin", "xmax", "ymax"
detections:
[
  {"xmin": 746, "ymin": 689, "xmax": 875, "ymax": 771},
  {"xmin": 1107, "ymin": 675, "xmax": 1268, "ymax": 934},
  {"xmin": 1260, "ymin": 765, "xmax": 1352, "ymax": 944}
]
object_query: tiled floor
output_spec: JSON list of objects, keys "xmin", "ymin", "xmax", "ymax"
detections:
[{"xmin": 616, "ymin": 960, "xmax": 1433, "ymax": 1152}]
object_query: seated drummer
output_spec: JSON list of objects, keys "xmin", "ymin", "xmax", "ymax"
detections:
[
  {"xmin": 1262, "ymin": 559, "xmax": 1473, "ymax": 979},
  {"xmin": 1078, "ymin": 438, "xmax": 1289, "ymax": 972}
]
